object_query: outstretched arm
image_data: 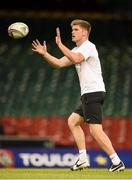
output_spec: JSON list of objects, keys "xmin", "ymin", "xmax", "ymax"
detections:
[
  {"xmin": 32, "ymin": 39, "xmax": 72, "ymax": 68},
  {"xmin": 56, "ymin": 27, "xmax": 84, "ymax": 64}
]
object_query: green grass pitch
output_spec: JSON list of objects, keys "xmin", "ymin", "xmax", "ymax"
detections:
[{"xmin": 0, "ymin": 168, "xmax": 132, "ymax": 179}]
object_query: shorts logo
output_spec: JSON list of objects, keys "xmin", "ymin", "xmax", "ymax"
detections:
[
  {"xmin": 87, "ymin": 118, "xmax": 91, "ymax": 121},
  {"xmin": 86, "ymin": 118, "xmax": 91, "ymax": 123}
]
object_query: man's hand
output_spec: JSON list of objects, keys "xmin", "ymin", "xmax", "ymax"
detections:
[
  {"xmin": 55, "ymin": 27, "xmax": 62, "ymax": 47},
  {"xmin": 32, "ymin": 39, "xmax": 47, "ymax": 56}
]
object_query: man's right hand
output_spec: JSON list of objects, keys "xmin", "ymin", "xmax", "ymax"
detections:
[{"xmin": 32, "ymin": 39, "xmax": 47, "ymax": 56}]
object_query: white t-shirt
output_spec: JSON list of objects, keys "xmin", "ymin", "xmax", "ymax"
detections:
[{"xmin": 72, "ymin": 40, "xmax": 106, "ymax": 95}]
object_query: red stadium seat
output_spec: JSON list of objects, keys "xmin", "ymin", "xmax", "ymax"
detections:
[
  {"xmin": 16, "ymin": 116, "xmax": 32, "ymax": 136},
  {"xmin": 102, "ymin": 117, "xmax": 113, "ymax": 137},
  {"xmin": 103, "ymin": 117, "xmax": 127, "ymax": 149},
  {"xmin": 46, "ymin": 117, "xmax": 64, "ymax": 144},
  {"xmin": 30, "ymin": 117, "xmax": 48, "ymax": 137},
  {"xmin": 124, "ymin": 118, "xmax": 132, "ymax": 150},
  {"xmin": 111, "ymin": 117, "xmax": 127, "ymax": 149},
  {"xmin": 2, "ymin": 116, "xmax": 17, "ymax": 135}
]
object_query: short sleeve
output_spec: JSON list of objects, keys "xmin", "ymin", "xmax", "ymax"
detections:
[{"xmin": 72, "ymin": 41, "xmax": 92, "ymax": 60}]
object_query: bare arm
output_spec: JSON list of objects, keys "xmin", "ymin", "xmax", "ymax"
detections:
[
  {"xmin": 56, "ymin": 27, "xmax": 84, "ymax": 64},
  {"xmin": 32, "ymin": 39, "xmax": 73, "ymax": 68}
]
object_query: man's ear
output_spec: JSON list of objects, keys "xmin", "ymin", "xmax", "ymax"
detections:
[{"xmin": 82, "ymin": 29, "xmax": 88, "ymax": 37}]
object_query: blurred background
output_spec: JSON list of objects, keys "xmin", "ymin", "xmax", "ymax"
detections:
[{"xmin": 0, "ymin": 0, "xmax": 132, "ymax": 168}]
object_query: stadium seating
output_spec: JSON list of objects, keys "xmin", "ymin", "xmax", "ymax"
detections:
[
  {"xmin": 0, "ymin": 17, "xmax": 132, "ymax": 151},
  {"xmin": 1, "ymin": 116, "xmax": 132, "ymax": 150},
  {"xmin": 0, "ymin": 42, "xmax": 131, "ymax": 117}
]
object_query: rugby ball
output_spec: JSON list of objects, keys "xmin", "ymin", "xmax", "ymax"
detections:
[{"xmin": 8, "ymin": 22, "xmax": 29, "ymax": 39}]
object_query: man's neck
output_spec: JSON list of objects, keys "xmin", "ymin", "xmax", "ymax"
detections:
[{"xmin": 76, "ymin": 39, "xmax": 88, "ymax": 47}]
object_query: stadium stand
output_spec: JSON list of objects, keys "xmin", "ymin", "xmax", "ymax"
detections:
[
  {"xmin": 0, "ymin": 42, "xmax": 131, "ymax": 117},
  {"xmin": 1, "ymin": 116, "xmax": 132, "ymax": 149},
  {"xmin": 0, "ymin": 17, "xmax": 132, "ymax": 149}
]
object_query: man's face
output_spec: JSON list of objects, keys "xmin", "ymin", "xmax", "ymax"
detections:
[{"xmin": 71, "ymin": 25, "xmax": 86, "ymax": 43}]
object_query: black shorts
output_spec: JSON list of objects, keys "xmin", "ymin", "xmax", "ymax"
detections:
[{"xmin": 74, "ymin": 91, "xmax": 106, "ymax": 124}]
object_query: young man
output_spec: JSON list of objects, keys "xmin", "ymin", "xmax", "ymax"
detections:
[{"xmin": 32, "ymin": 19, "xmax": 125, "ymax": 172}]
